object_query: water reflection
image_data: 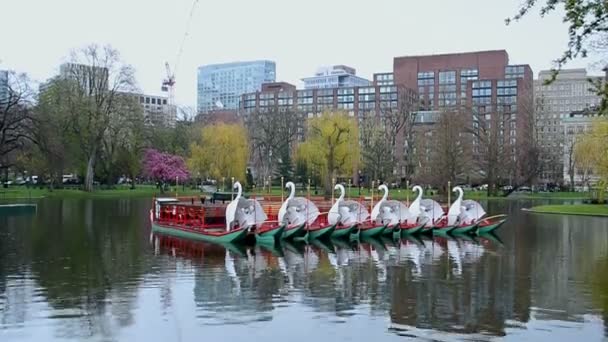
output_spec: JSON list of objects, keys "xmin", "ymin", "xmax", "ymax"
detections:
[{"xmin": 1, "ymin": 198, "xmax": 607, "ymax": 341}]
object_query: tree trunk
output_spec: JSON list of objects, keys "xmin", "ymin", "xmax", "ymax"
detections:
[{"xmin": 84, "ymin": 151, "xmax": 96, "ymax": 192}]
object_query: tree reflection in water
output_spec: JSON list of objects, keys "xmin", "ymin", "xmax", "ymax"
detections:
[{"xmin": 1, "ymin": 198, "xmax": 608, "ymax": 341}]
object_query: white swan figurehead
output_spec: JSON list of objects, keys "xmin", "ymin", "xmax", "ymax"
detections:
[
  {"xmin": 225, "ymin": 181, "xmax": 242, "ymax": 231},
  {"xmin": 282, "ymin": 181, "xmax": 320, "ymax": 226},
  {"xmin": 407, "ymin": 185, "xmax": 423, "ymax": 225},
  {"xmin": 371, "ymin": 184, "xmax": 389, "ymax": 222},
  {"xmin": 278, "ymin": 181, "xmax": 296, "ymax": 224},
  {"xmin": 447, "ymin": 186, "xmax": 464, "ymax": 226},
  {"xmin": 226, "ymin": 181, "xmax": 268, "ymax": 231},
  {"xmin": 328, "ymin": 184, "xmax": 345, "ymax": 225}
]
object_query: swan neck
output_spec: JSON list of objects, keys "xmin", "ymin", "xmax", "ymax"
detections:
[{"xmin": 236, "ymin": 183, "xmax": 242, "ymax": 198}]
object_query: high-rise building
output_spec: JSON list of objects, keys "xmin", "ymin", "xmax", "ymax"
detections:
[
  {"xmin": 136, "ymin": 93, "xmax": 176, "ymax": 127},
  {"xmin": 197, "ymin": 60, "xmax": 276, "ymax": 114},
  {"xmin": 301, "ymin": 65, "xmax": 371, "ymax": 89},
  {"xmin": 534, "ymin": 69, "xmax": 603, "ymax": 184},
  {"xmin": 0, "ymin": 70, "xmax": 9, "ymax": 107},
  {"xmin": 59, "ymin": 63, "xmax": 109, "ymax": 94},
  {"xmin": 393, "ymin": 50, "xmax": 535, "ymax": 185}
]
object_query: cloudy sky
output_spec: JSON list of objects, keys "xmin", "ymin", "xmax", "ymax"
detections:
[{"xmin": 0, "ymin": 0, "xmax": 601, "ymax": 107}]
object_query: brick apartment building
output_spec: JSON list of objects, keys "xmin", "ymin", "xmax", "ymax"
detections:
[
  {"xmin": 240, "ymin": 79, "xmax": 418, "ymax": 182},
  {"xmin": 240, "ymin": 50, "xmax": 534, "ymax": 187},
  {"xmin": 393, "ymin": 50, "xmax": 535, "ymax": 186}
]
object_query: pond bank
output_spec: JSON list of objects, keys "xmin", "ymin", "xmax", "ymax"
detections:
[{"xmin": 525, "ymin": 204, "xmax": 608, "ymax": 217}]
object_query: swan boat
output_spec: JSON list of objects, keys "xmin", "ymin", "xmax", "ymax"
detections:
[
  {"xmin": 150, "ymin": 182, "xmax": 284, "ymax": 244},
  {"xmin": 279, "ymin": 182, "xmax": 335, "ymax": 242}
]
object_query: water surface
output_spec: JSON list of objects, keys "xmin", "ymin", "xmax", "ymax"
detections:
[{"xmin": 1, "ymin": 198, "xmax": 607, "ymax": 341}]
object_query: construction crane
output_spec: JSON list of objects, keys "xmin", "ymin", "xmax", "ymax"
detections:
[{"xmin": 162, "ymin": 0, "xmax": 199, "ymax": 107}]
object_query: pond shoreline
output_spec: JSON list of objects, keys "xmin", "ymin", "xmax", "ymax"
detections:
[{"xmin": 523, "ymin": 205, "xmax": 608, "ymax": 217}]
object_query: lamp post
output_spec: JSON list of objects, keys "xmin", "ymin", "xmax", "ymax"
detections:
[
  {"xmin": 222, "ymin": 177, "xmax": 225, "ymax": 193},
  {"xmin": 231, "ymin": 176, "xmax": 235, "ymax": 200},
  {"xmin": 358, "ymin": 170, "xmax": 362, "ymax": 196},
  {"xmin": 281, "ymin": 176, "xmax": 284, "ymax": 202},
  {"xmin": 348, "ymin": 178, "xmax": 352, "ymax": 200},
  {"xmin": 331, "ymin": 177, "xmax": 336, "ymax": 203},
  {"xmin": 448, "ymin": 180, "xmax": 451, "ymax": 206},
  {"xmin": 371, "ymin": 180, "xmax": 375, "ymax": 213},
  {"xmin": 406, "ymin": 180, "xmax": 410, "ymax": 206}
]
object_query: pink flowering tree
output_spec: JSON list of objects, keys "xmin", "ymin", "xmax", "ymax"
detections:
[{"xmin": 142, "ymin": 149, "xmax": 190, "ymax": 192}]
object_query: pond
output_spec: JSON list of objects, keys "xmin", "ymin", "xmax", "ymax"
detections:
[{"xmin": 1, "ymin": 198, "xmax": 607, "ymax": 341}]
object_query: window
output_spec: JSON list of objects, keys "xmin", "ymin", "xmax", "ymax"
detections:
[
  {"xmin": 439, "ymin": 71, "xmax": 456, "ymax": 84},
  {"xmin": 163, "ymin": 99, "xmax": 167, "ymax": 105}
]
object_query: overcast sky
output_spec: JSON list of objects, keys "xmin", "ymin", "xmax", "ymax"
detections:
[{"xmin": 0, "ymin": 0, "xmax": 602, "ymax": 107}]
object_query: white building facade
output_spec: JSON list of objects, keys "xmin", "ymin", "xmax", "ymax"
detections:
[
  {"xmin": 534, "ymin": 69, "xmax": 603, "ymax": 184},
  {"xmin": 302, "ymin": 65, "xmax": 371, "ymax": 89}
]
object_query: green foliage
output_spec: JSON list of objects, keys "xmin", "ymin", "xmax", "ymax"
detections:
[
  {"xmin": 297, "ymin": 111, "xmax": 359, "ymax": 197},
  {"xmin": 359, "ymin": 113, "xmax": 392, "ymax": 184},
  {"xmin": 274, "ymin": 146, "xmax": 294, "ymax": 181},
  {"xmin": 508, "ymin": 0, "xmax": 608, "ymax": 114},
  {"xmin": 188, "ymin": 123, "xmax": 249, "ymax": 182}
]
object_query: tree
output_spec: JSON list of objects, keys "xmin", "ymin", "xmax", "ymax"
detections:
[
  {"xmin": 379, "ymin": 86, "xmax": 418, "ymax": 182},
  {"xmin": 565, "ymin": 138, "xmax": 578, "ymax": 190},
  {"xmin": 188, "ymin": 123, "xmax": 249, "ymax": 183},
  {"xmin": 576, "ymin": 117, "xmax": 608, "ymax": 199},
  {"xmin": 508, "ymin": 0, "xmax": 608, "ymax": 114},
  {"xmin": 467, "ymin": 109, "xmax": 512, "ymax": 196},
  {"xmin": 53, "ymin": 44, "xmax": 138, "ymax": 191},
  {"xmin": 246, "ymin": 108, "xmax": 301, "ymax": 184},
  {"xmin": 297, "ymin": 111, "xmax": 359, "ymax": 198},
  {"xmin": 359, "ymin": 112, "xmax": 392, "ymax": 184},
  {"xmin": 0, "ymin": 71, "xmax": 34, "ymax": 180},
  {"xmin": 427, "ymin": 111, "xmax": 471, "ymax": 192},
  {"xmin": 31, "ymin": 80, "xmax": 77, "ymax": 189},
  {"xmin": 574, "ymin": 135, "xmax": 598, "ymax": 188},
  {"xmin": 98, "ymin": 93, "xmax": 145, "ymax": 186},
  {"xmin": 142, "ymin": 149, "xmax": 189, "ymax": 192}
]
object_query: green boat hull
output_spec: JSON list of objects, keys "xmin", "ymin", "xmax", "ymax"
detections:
[
  {"xmin": 255, "ymin": 225, "xmax": 285, "ymax": 245},
  {"xmin": 452, "ymin": 223, "xmax": 478, "ymax": 235},
  {"xmin": 432, "ymin": 225, "xmax": 456, "ymax": 236},
  {"xmin": 420, "ymin": 225, "xmax": 434, "ymax": 234},
  {"xmin": 282, "ymin": 223, "xmax": 306, "ymax": 240},
  {"xmin": 295, "ymin": 224, "xmax": 336, "ymax": 243},
  {"xmin": 331, "ymin": 224, "xmax": 357, "ymax": 238},
  {"xmin": 151, "ymin": 222, "xmax": 249, "ymax": 244},
  {"xmin": 359, "ymin": 225, "xmax": 387, "ymax": 238},
  {"xmin": 382, "ymin": 225, "xmax": 394, "ymax": 236},
  {"xmin": 392, "ymin": 225, "xmax": 402, "ymax": 240},
  {"xmin": 476, "ymin": 219, "xmax": 507, "ymax": 234},
  {"xmin": 400, "ymin": 223, "xmax": 426, "ymax": 236},
  {"xmin": 308, "ymin": 224, "xmax": 336, "ymax": 240}
]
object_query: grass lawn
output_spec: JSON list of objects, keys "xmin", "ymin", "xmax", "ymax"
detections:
[
  {"xmin": 0, "ymin": 185, "xmax": 202, "ymax": 200},
  {"xmin": 519, "ymin": 192, "xmax": 590, "ymax": 199},
  {"xmin": 527, "ymin": 204, "xmax": 608, "ymax": 217}
]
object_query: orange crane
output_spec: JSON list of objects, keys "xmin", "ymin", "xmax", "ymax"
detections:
[{"xmin": 162, "ymin": 0, "xmax": 199, "ymax": 107}]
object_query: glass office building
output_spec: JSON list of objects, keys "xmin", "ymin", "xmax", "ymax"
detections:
[{"xmin": 197, "ymin": 60, "xmax": 276, "ymax": 114}]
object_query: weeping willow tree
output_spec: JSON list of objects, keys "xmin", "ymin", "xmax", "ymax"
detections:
[
  {"xmin": 575, "ymin": 117, "xmax": 608, "ymax": 201},
  {"xmin": 188, "ymin": 123, "xmax": 249, "ymax": 184},
  {"xmin": 297, "ymin": 111, "xmax": 360, "ymax": 198}
]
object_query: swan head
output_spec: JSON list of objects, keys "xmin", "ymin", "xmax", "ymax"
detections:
[
  {"xmin": 413, "ymin": 185, "xmax": 423, "ymax": 193},
  {"xmin": 378, "ymin": 184, "xmax": 388, "ymax": 192},
  {"xmin": 285, "ymin": 181, "xmax": 295, "ymax": 190},
  {"xmin": 452, "ymin": 186, "xmax": 462, "ymax": 193},
  {"xmin": 233, "ymin": 181, "xmax": 241, "ymax": 190}
]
